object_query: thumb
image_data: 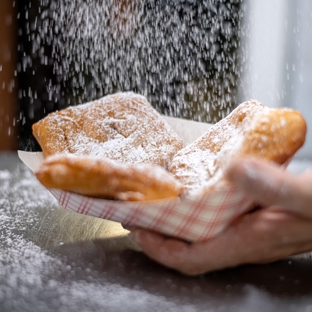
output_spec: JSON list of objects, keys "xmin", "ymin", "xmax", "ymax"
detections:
[{"xmin": 225, "ymin": 157, "xmax": 312, "ymax": 218}]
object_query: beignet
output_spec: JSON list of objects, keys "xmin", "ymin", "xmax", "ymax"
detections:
[
  {"xmin": 32, "ymin": 92, "xmax": 183, "ymax": 168},
  {"xmin": 169, "ymin": 100, "xmax": 307, "ymax": 199},
  {"xmin": 36, "ymin": 153, "xmax": 183, "ymax": 201}
]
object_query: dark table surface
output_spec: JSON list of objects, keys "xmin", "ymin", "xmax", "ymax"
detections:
[{"xmin": 1, "ymin": 152, "xmax": 312, "ymax": 312}]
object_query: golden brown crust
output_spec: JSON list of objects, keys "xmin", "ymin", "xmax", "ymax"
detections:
[
  {"xmin": 36, "ymin": 154, "xmax": 184, "ymax": 201},
  {"xmin": 32, "ymin": 92, "xmax": 183, "ymax": 168},
  {"xmin": 240, "ymin": 108, "xmax": 306, "ymax": 163},
  {"xmin": 32, "ymin": 92, "xmax": 185, "ymax": 201},
  {"xmin": 169, "ymin": 100, "xmax": 307, "ymax": 199}
]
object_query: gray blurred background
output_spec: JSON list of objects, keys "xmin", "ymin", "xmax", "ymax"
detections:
[{"xmin": 240, "ymin": 0, "xmax": 312, "ymax": 161}]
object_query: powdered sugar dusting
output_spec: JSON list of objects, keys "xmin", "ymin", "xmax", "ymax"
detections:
[
  {"xmin": 169, "ymin": 100, "xmax": 267, "ymax": 198},
  {"xmin": 1, "ymin": 160, "xmax": 202, "ymax": 311},
  {"xmin": 0, "ymin": 165, "xmax": 58, "ymax": 249},
  {"xmin": 36, "ymin": 92, "xmax": 183, "ymax": 168},
  {"xmin": 0, "ymin": 164, "xmax": 59, "ymax": 310}
]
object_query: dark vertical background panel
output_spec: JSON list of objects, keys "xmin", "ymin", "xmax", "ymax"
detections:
[{"xmin": 0, "ymin": 1, "xmax": 18, "ymax": 150}]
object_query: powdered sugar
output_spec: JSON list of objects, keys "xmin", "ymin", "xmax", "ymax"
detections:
[
  {"xmin": 170, "ymin": 100, "xmax": 267, "ymax": 198},
  {"xmin": 0, "ymin": 170, "xmax": 11, "ymax": 180},
  {"xmin": 0, "ymin": 158, "xmax": 206, "ymax": 311},
  {"xmin": 36, "ymin": 92, "xmax": 183, "ymax": 168}
]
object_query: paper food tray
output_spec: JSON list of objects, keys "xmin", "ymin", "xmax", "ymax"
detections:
[{"xmin": 18, "ymin": 116, "xmax": 254, "ymax": 242}]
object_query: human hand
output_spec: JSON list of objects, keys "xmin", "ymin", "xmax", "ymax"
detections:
[{"xmin": 129, "ymin": 157, "xmax": 312, "ymax": 275}]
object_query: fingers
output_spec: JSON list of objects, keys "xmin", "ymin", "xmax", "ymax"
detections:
[
  {"xmin": 129, "ymin": 217, "xmax": 260, "ymax": 276},
  {"xmin": 129, "ymin": 158, "xmax": 312, "ymax": 275},
  {"xmin": 225, "ymin": 157, "xmax": 312, "ymax": 218},
  {"xmin": 130, "ymin": 210, "xmax": 312, "ymax": 275},
  {"xmin": 129, "ymin": 229, "xmax": 198, "ymax": 275}
]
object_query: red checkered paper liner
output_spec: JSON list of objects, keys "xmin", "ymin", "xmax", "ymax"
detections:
[
  {"xmin": 18, "ymin": 149, "xmax": 254, "ymax": 242},
  {"xmin": 50, "ymin": 187, "xmax": 253, "ymax": 241}
]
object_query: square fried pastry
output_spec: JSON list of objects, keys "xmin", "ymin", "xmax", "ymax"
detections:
[
  {"xmin": 32, "ymin": 92, "xmax": 183, "ymax": 168},
  {"xmin": 36, "ymin": 153, "xmax": 183, "ymax": 201},
  {"xmin": 32, "ymin": 92, "xmax": 184, "ymax": 201},
  {"xmin": 169, "ymin": 100, "xmax": 307, "ymax": 199}
]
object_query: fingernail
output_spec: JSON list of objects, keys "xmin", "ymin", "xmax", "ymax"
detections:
[
  {"xmin": 128, "ymin": 230, "xmax": 143, "ymax": 251},
  {"xmin": 129, "ymin": 229, "xmax": 141, "ymax": 243}
]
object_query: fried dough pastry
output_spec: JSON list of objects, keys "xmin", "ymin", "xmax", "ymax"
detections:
[
  {"xmin": 169, "ymin": 100, "xmax": 307, "ymax": 199},
  {"xmin": 36, "ymin": 154, "xmax": 183, "ymax": 201},
  {"xmin": 32, "ymin": 92, "xmax": 183, "ymax": 168}
]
